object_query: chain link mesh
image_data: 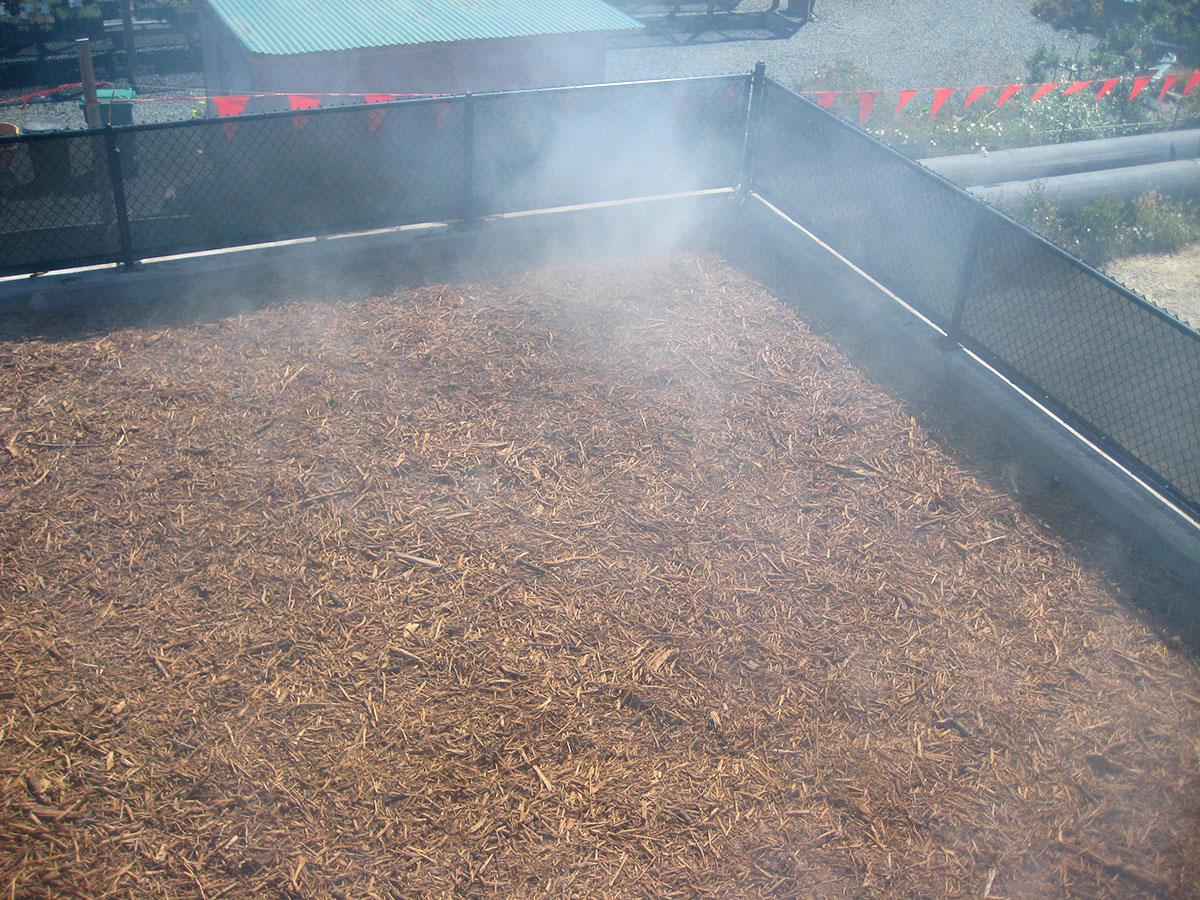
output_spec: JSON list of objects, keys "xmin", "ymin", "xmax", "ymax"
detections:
[
  {"xmin": 1, "ymin": 77, "xmax": 746, "ymax": 274},
  {"xmin": 753, "ymin": 77, "xmax": 1200, "ymax": 516},
  {"xmin": 473, "ymin": 76, "xmax": 747, "ymax": 216},
  {"xmin": 122, "ymin": 98, "xmax": 468, "ymax": 258},
  {"xmin": 3, "ymin": 74, "xmax": 1197, "ymax": 517},
  {"xmin": 0, "ymin": 132, "xmax": 122, "ymax": 274},
  {"xmin": 752, "ymin": 81, "xmax": 981, "ymax": 324},
  {"xmin": 962, "ymin": 213, "xmax": 1200, "ymax": 508}
]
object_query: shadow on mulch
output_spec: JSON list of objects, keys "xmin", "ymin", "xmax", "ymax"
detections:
[
  {"xmin": 717, "ymin": 224, "xmax": 1200, "ymax": 662},
  {"xmin": 0, "ymin": 229, "xmax": 604, "ymax": 344}
]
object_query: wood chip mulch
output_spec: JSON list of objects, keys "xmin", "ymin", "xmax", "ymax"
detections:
[{"xmin": 2, "ymin": 253, "xmax": 1198, "ymax": 900}]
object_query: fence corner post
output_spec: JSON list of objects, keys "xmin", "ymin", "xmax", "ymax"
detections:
[
  {"xmin": 736, "ymin": 61, "xmax": 767, "ymax": 200},
  {"xmin": 102, "ymin": 126, "xmax": 139, "ymax": 271}
]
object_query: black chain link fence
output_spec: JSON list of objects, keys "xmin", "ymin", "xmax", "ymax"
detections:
[
  {"xmin": 0, "ymin": 75, "xmax": 747, "ymax": 276},
  {"xmin": 122, "ymin": 96, "xmax": 469, "ymax": 258},
  {"xmin": 1, "ymin": 70, "xmax": 1197, "ymax": 518},
  {"xmin": 753, "ymin": 81, "xmax": 982, "ymax": 324},
  {"xmin": 472, "ymin": 76, "xmax": 747, "ymax": 215},
  {"xmin": 0, "ymin": 130, "xmax": 124, "ymax": 272},
  {"xmin": 751, "ymin": 78, "xmax": 1200, "ymax": 519},
  {"xmin": 960, "ymin": 213, "xmax": 1200, "ymax": 509}
]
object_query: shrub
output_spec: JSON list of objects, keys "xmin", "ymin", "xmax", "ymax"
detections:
[
  {"xmin": 1129, "ymin": 189, "xmax": 1200, "ymax": 253},
  {"xmin": 1016, "ymin": 185, "xmax": 1200, "ymax": 265},
  {"xmin": 1031, "ymin": 0, "xmax": 1103, "ymax": 28}
]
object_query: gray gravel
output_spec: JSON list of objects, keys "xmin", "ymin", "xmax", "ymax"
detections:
[
  {"xmin": 1, "ymin": 0, "xmax": 1092, "ymax": 131},
  {"xmin": 0, "ymin": 72, "xmax": 205, "ymax": 131},
  {"xmin": 606, "ymin": 0, "xmax": 1095, "ymax": 90}
]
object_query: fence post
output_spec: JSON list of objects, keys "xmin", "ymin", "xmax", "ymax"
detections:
[
  {"xmin": 102, "ymin": 126, "xmax": 138, "ymax": 270},
  {"xmin": 947, "ymin": 204, "xmax": 986, "ymax": 342},
  {"xmin": 461, "ymin": 93, "xmax": 476, "ymax": 223},
  {"xmin": 737, "ymin": 61, "xmax": 767, "ymax": 198}
]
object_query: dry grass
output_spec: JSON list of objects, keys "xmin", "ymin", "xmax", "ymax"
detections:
[{"xmin": 1, "ymin": 252, "xmax": 1198, "ymax": 900}]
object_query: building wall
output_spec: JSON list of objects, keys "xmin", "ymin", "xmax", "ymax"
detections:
[
  {"xmin": 198, "ymin": 6, "xmax": 254, "ymax": 98},
  {"xmin": 246, "ymin": 33, "xmax": 610, "ymax": 96}
]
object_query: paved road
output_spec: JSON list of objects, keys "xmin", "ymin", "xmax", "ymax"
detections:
[{"xmin": 606, "ymin": 0, "xmax": 1095, "ymax": 90}]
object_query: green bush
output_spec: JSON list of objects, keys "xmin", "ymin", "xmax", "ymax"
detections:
[
  {"xmin": 1031, "ymin": 0, "xmax": 1103, "ymax": 29},
  {"xmin": 1129, "ymin": 190, "xmax": 1200, "ymax": 253},
  {"xmin": 53, "ymin": 3, "xmax": 101, "ymax": 21},
  {"xmin": 1033, "ymin": 0, "xmax": 1200, "ymax": 66},
  {"xmin": 1017, "ymin": 186, "xmax": 1200, "ymax": 265},
  {"xmin": 832, "ymin": 32, "xmax": 1188, "ymax": 161}
]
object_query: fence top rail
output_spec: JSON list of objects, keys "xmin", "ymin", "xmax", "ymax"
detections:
[
  {"xmin": 0, "ymin": 72, "xmax": 753, "ymax": 144},
  {"xmin": 467, "ymin": 72, "xmax": 749, "ymax": 101},
  {"xmin": 761, "ymin": 77, "xmax": 1200, "ymax": 344}
]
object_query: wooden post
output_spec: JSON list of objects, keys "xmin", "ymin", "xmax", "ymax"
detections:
[
  {"xmin": 77, "ymin": 38, "xmax": 101, "ymax": 128},
  {"xmin": 120, "ymin": 0, "xmax": 136, "ymax": 74}
]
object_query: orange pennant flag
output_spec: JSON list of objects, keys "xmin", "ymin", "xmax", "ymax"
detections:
[
  {"xmin": 1096, "ymin": 77, "xmax": 1121, "ymax": 98},
  {"xmin": 1030, "ymin": 82, "xmax": 1059, "ymax": 102},
  {"xmin": 435, "ymin": 102, "xmax": 451, "ymax": 129},
  {"xmin": 858, "ymin": 90, "xmax": 877, "ymax": 125},
  {"xmin": 996, "ymin": 84, "xmax": 1022, "ymax": 107},
  {"xmin": 212, "ymin": 95, "xmax": 248, "ymax": 139},
  {"xmin": 815, "ymin": 91, "xmax": 837, "ymax": 109},
  {"xmin": 212, "ymin": 95, "xmax": 248, "ymax": 117},
  {"xmin": 1185, "ymin": 71, "xmax": 1200, "ymax": 95},
  {"xmin": 1061, "ymin": 80, "xmax": 1093, "ymax": 95},
  {"xmin": 363, "ymin": 94, "xmax": 395, "ymax": 134},
  {"xmin": 1128, "ymin": 75, "xmax": 1152, "ymax": 100},
  {"xmin": 895, "ymin": 89, "xmax": 917, "ymax": 113},
  {"xmin": 930, "ymin": 87, "xmax": 955, "ymax": 117},
  {"xmin": 289, "ymin": 94, "xmax": 321, "ymax": 131},
  {"xmin": 1158, "ymin": 74, "xmax": 1179, "ymax": 99},
  {"xmin": 963, "ymin": 85, "xmax": 990, "ymax": 109}
]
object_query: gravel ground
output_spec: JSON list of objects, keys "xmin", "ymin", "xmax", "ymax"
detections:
[
  {"xmin": 0, "ymin": 72, "xmax": 205, "ymax": 132},
  {"xmin": 1, "ymin": 0, "xmax": 1092, "ymax": 129},
  {"xmin": 606, "ymin": 0, "xmax": 1095, "ymax": 89}
]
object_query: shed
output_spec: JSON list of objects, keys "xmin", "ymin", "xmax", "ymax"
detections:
[{"xmin": 198, "ymin": 0, "xmax": 643, "ymax": 103}]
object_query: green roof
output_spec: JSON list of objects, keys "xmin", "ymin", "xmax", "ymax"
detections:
[{"xmin": 204, "ymin": 0, "xmax": 643, "ymax": 55}]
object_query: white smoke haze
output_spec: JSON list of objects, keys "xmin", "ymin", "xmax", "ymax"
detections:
[{"xmin": 2, "ymin": 61, "xmax": 1199, "ymax": 900}]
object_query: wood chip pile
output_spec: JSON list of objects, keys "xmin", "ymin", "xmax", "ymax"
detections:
[{"xmin": 2, "ymin": 254, "xmax": 1198, "ymax": 900}]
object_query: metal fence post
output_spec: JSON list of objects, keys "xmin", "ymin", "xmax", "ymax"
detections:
[
  {"xmin": 737, "ymin": 61, "xmax": 767, "ymax": 198},
  {"xmin": 947, "ymin": 204, "xmax": 986, "ymax": 342},
  {"xmin": 462, "ymin": 93, "xmax": 476, "ymax": 222},
  {"xmin": 102, "ymin": 126, "xmax": 138, "ymax": 269}
]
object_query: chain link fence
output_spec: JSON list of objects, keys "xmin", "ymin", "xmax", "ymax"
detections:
[
  {"xmin": 0, "ymin": 129, "xmax": 124, "ymax": 272},
  {"xmin": 753, "ymin": 81, "xmax": 981, "ymax": 325},
  {"xmin": 122, "ymin": 96, "xmax": 469, "ymax": 258},
  {"xmin": 1, "ymin": 70, "xmax": 1197, "ymax": 518},
  {"xmin": 472, "ymin": 76, "xmax": 747, "ymax": 215},
  {"xmin": 751, "ymin": 78, "xmax": 1200, "ymax": 519},
  {"xmin": 0, "ymin": 74, "xmax": 748, "ymax": 276}
]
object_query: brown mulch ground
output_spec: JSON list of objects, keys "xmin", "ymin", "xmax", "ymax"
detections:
[{"xmin": 2, "ymin": 253, "xmax": 1198, "ymax": 900}]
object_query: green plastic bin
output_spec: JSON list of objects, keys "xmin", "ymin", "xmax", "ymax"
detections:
[{"xmin": 80, "ymin": 88, "xmax": 136, "ymax": 126}]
